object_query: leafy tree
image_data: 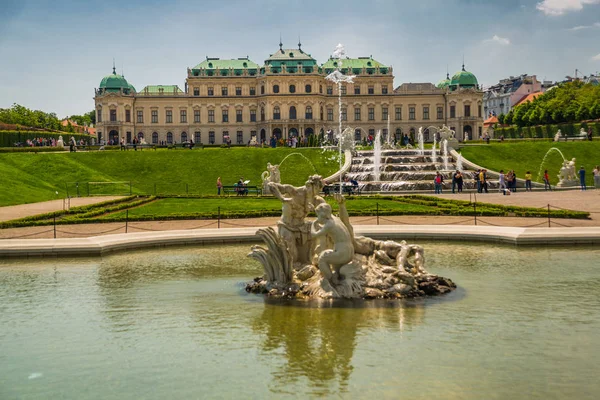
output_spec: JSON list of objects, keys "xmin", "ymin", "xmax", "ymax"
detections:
[{"xmin": 498, "ymin": 113, "xmax": 505, "ymax": 124}]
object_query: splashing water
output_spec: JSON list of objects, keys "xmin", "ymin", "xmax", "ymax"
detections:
[
  {"xmin": 456, "ymin": 153, "xmax": 463, "ymax": 172},
  {"xmin": 431, "ymin": 136, "xmax": 437, "ymax": 164},
  {"xmin": 279, "ymin": 153, "xmax": 318, "ymax": 172},
  {"xmin": 536, "ymin": 147, "xmax": 566, "ymax": 182},
  {"xmin": 418, "ymin": 128, "xmax": 424, "ymax": 155},
  {"xmin": 373, "ymin": 130, "xmax": 382, "ymax": 182},
  {"xmin": 443, "ymin": 139, "xmax": 449, "ymax": 171},
  {"xmin": 386, "ymin": 115, "xmax": 391, "ymax": 147}
]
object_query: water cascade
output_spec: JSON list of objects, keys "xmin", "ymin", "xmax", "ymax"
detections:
[
  {"xmin": 418, "ymin": 128, "xmax": 424, "ymax": 155},
  {"xmin": 386, "ymin": 115, "xmax": 391, "ymax": 147},
  {"xmin": 456, "ymin": 153, "xmax": 463, "ymax": 172},
  {"xmin": 442, "ymin": 139, "xmax": 449, "ymax": 171},
  {"xmin": 431, "ymin": 136, "xmax": 437, "ymax": 165},
  {"xmin": 373, "ymin": 130, "xmax": 382, "ymax": 182}
]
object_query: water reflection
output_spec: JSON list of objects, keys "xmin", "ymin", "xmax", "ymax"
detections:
[{"xmin": 252, "ymin": 299, "xmax": 427, "ymax": 396}]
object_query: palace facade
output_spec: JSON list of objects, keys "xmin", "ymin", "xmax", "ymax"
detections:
[{"xmin": 94, "ymin": 43, "xmax": 483, "ymax": 145}]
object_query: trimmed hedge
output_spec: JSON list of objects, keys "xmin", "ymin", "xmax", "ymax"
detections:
[
  {"xmin": 495, "ymin": 122, "xmax": 599, "ymax": 139},
  {"xmin": 1, "ymin": 130, "xmax": 93, "ymax": 148}
]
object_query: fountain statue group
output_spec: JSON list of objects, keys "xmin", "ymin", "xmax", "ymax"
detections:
[
  {"xmin": 557, "ymin": 157, "xmax": 578, "ymax": 187},
  {"xmin": 247, "ymin": 171, "xmax": 456, "ymax": 299}
]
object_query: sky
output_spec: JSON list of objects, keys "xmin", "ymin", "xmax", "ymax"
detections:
[{"xmin": 1, "ymin": 0, "xmax": 599, "ymax": 117}]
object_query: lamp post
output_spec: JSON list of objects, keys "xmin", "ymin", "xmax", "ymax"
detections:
[{"xmin": 325, "ymin": 44, "xmax": 356, "ymax": 194}]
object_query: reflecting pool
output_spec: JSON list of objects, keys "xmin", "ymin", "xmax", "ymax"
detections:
[{"xmin": 1, "ymin": 243, "xmax": 599, "ymax": 399}]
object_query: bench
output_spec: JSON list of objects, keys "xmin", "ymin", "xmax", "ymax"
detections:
[
  {"xmin": 323, "ymin": 184, "xmax": 361, "ymax": 196},
  {"xmin": 222, "ymin": 185, "xmax": 262, "ymax": 196}
]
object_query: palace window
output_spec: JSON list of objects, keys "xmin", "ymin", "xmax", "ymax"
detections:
[
  {"xmin": 209, "ymin": 131, "xmax": 215, "ymax": 144},
  {"xmin": 221, "ymin": 86, "xmax": 228, "ymax": 96},
  {"xmin": 341, "ymin": 85, "xmax": 347, "ymax": 95},
  {"xmin": 273, "ymin": 85, "xmax": 280, "ymax": 93},
  {"xmin": 97, "ymin": 107, "xmax": 102, "ymax": 123},
  {"xmin": 395, "ymin": 107, "xmax": 402, "ymax": 120},
  {"xmin": 208, "ymin": 87, "xmax": 214, "ymax": 96},
  {"xmin": 327, "ymin": 86, "xmax": 333, "ymax": 95},
  {"xmin": 354, "ymin": 129, "xmax": 361, "ymax": 141},
  {"xmin": 368, "ymin": 107, "xmax": 375, "ymax": 121},
  {"xmin": 289, "ymin": 84, "xmax": 296, "ymax": 93},
  {"xmin": 354, "ymin": 107, "xmax": 361, "ymax": 121},
  {"xmin": 478, "ymin": 104, "xmax": 482, "ymax": 118},
  {"xmin": 341, "ymin": 108, "xmax": 347, "ymax": 121},
  {"xmin": 194, "ymin": 131, "xmax": 201, "ymax": 144},
  {"xmin": 194, "ymin": 110, "xmax": 200, "ymax": 123},
  {"xmin": 319, "ymin": 85, "xmax": 323, "ymax": 93},
  {"xmin": 110, "ymin": 109, "xmax": 117, "ymax": 122},
  {"xmin": 437, "ymin": 106, "xmax": 443, "ymax": 120},
  {"xmin": 236, "ymin": 109, "xmax": 243, "ymax": 123},
  {"xmin": 383, "ymin": 129, "xmax": 388, "ymax": 141},
  {"xmin": 193, "ymin": 87, "xmax": 199, "ymax": 96},
  {"xmin": 167, "ymin": 132, "xmax": 173, "ymax": 144},
  {"xmin": 327, "ymin": 108, "xmax": 333, "ymax": 121},
  {"xmin": 166, "ymin": 110, "xmax": 173, "ymax": 123},
  {"xmin": 382, "ymin": 107, "xmax": 388, "ymax": 121},
  {"xmin": 137, "ymin": 110, "xmax": 143, "ymax": 123},
  {"xmin": 181, "ymin": 132, "xmax": 187, "ymax": 142},
  {"xmin": 236, "ymin": 87, "xmax": 242, "ymax": 96},
  {"xmin": 368, "ymin": 85, "xmax": 374, "ymax": 95},
  {"xmin": 222, "ymin": 109, "xmax": 229, "ymax": 123},
  {"xmin": 261, "ymin": 86, "xmax": 265, "ymax": 95},
  {"xmin": 320, "ymin": 107, "xmax": 324, "ymax": 120},
  {"xmin": 305, "ymin": 106, "xmax": 312, "ymax": 120},
  {"xmin": 151, "ymin": 110, "xmax": 158, "ymax": 123},
  {"xmin": 260, "ymin": 107, "xmax": 265, "ymax": 121},
  {"xmin": 222, "ymin": 131, "xmax": 229, "ymax": 143},
  {"xmin": 423, "ymin": 107, "xmax": 429, "ymax": 120},
  {"xmin": 290, "ymin": 106, "xmax": 297, "ymax": 120},
  {"xmin": 409, "ymin": 107, "xmax": 415, "ymax": 120},
  {"xmin": 237, "ymin": 131, "xmax": 243, "ymax": 144},
  {"xmin": 152, "ymin": 132, "xmax": 158, "ymax": 144},
  {"xmin": 464, "ymin": 105, "xmax": 471, "ymax": 117},
  {"xmin": 208, "ymin": 110, "xmax": 215, "ymax": 123},
  {"xmin": 250, "ymin": 87, "xmax": 256, "ymax": 96},
  {"xmin": 273, "ymin": 106, "xmax": 281, "ymax": 120},
  {"xmin": 180, "ymin": 110, "xmax": 187, "ymax": 123},
  {"xmin": 369, "ymin": 129, "xmax": 375, "ymax": 138},
  {"xmin": 305, "ymin": 84, "xmax": 312, "ymax": 93},
  {"xmin": 125, "ymin": 110, "xmax": 131, "ymax": 123},
  {"xmin": 450, "ymin": 105, "xmax": 456, "ymax": 118},
  {"xmin": 354, "ymin": 86, "xmax": 361, "ymax": 95},
  {"xmin": 382, "ymin": 85, "xmax": 388, "ymax": 94},
  {"xmin": 250, "ymin": 110, "xmax": 256, "ymax": 122}
]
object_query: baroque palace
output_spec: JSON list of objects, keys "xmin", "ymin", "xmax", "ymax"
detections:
[{"xmin": 94, "ymin": 42, "xmax": 483, "ymax": 146}]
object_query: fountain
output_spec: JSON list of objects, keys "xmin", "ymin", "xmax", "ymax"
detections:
[
  {"xmin": 442, "ymin": 139, "xmax": 449, "ymax": 171},
  {"xmin": 557, "ymin": 157, "xmax": 578, "ymax": 187},
  {"xmin": 386, "ymin": 115, "xmax": 392, "ymax": 147},
  {"xmin": 247, "ymin": 180, "xmax": 456, "ymax": 299},
  {"xmin": 431, "ymin": 135, "xmax": 437, "ymax": 165},
  {"xmin": 417, "ymin": 128, "xmax": 424, "ymax": 155},
  {"xmin": 456, "ymin": 153, "xmax": 463, "ymax": 172},
  {"xmin": 535, "ymin": 147, "xmax": 566, "ymax": 183},
  {"xmin": 373, "ymin": 130, "xmax": 382, "ymax": 182}
]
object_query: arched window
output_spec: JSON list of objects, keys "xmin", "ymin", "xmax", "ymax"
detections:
[
  {"xmin": 305, "ymin": 106, "xmax": 312, "ymax": 120},
  {"xmin": 289, "ymin": 84, "xmax": 296, "ymax": 93},
  {"xmin": 138, "ymin": 132, "xmax": 144, "ymax": 140},
  {"xmin": 181, "ymin": 132, "xmax": 187, "ymax": 143},
  {"xmin": 152, "ymin": 132, "xmax": 158, "ymax": 144},
  {"xmin": 289, "ymin": 106, "xmax": 297, "ymax": 120},
  {"xmin": 194, "ymin": 131, "xmax": 201, "ymax": 144},
  {"xmin": 273, "ymin": 84, "xmax": 279, "ymax": 94},
  {"xmin": 260, "ymin": 107, "xmax": 265, "ymax": 121},
  {"xmin": 273, "ymin": 106, "xmax": 281, "ymax": 120},
  {"xmin": 305, "ymin": 84, "xmax": 312, "ymax": 93},
  {"xmin": 354, "ymin": 128, "xmax": 362, "ymax": 142},
  {"xmin": 261, "ymin": 85, "xmax": 265, "ymax": 94},
  {"xmin": 167, "ymin": 132, "xmax": 173, "ymax": 144}
]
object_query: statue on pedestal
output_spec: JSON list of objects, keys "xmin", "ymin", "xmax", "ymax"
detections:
[
  {"xmin": 557, "ymin": 157, "xmax": 578, "ymax": 187},
  {"xmin": 261, "ymin": 163, "xmax": 280, "ymax": 194}
]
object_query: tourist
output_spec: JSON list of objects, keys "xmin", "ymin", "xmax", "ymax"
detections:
[
  {"xmin": 498, "ymin": 170, "xmax": 506, "ymax": 194},
  {"xmin": 525, "ymin": 171, "xmax": 532, "ymax": 191},
  {"xmin": 216, "ymin": 177, "xmax": 222, "ymax": 195},
  {"xmin": 482, "ymin": 169, "xmax": 489, "ymax": 193},
  {"xmin": 594, "ymin": 165, "xmax": 600, "ymax": 188},
  {"xmin": 476, "ymin": 169, "xmax": 482, "ymax": 193},
  {"xmin": 120, "ymin": 137, "xmax": 126, "ymax": 151},
  {"xmin": 506, "ymin": 170, "xmax": 514, "ymax": 192},
  {"xmin": 270, "ymin": 136, "xmax": 277, "ymax": 148},
  {"xmin": 588, "ymin": 128, "xmax": 593, "ymax": 141},
  {"xmin": 132, "ymin": 137, "xmax": 137, "ymax": 151},
  {"xmin": 451, "ymin": 170, "xmax": 460, "ymax": 193},
  {"xmin": 455, "ymin": 171, "xmax": 463, "ymax": 193},
  {"xmin": 189, "ymin": 137, "xmax": 194, "ymax": 150},
  {"xmin": 403, "ymin": 134, "xmax": 410, "ymax": 147},
  {"xmin": 579, "ymin": 166, "xmax": 586, "ymax": 191},
  {"xmin": 544, "ymin": 169, "xmax": 551, "ymax": 191},
  {"xmin": 511, "ymin": 170, "xmax": 518, "ymax": 192},
  {"xmin": 434, "ymin": 172, "xmax": 443, "ymax": 194}
]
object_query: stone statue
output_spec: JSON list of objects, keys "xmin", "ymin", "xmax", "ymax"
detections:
[
  {"xmin": 554, "ymin": 129, "xmax": 562, "ymax": 142},
  {"xmin": 261, "ymin": 163, "xmax": 280, "ymax": 194},
  {"xmin": 247, "ymin": 175, "xmax": 455, "ymax": 299},
  {"xmin": 438, "ymin": 125, "xmax": 455, "ymax": 141},
  {"xmin": 579, "ymin": 128, "xmax": 587, "ymax": 137},
  {"xmin": 557, "ymin": 157, "xmax": 578, "ymax": 187},
  {"xmin": 56, "ymin": 136, "xmax": 64, "ymax": 148}
]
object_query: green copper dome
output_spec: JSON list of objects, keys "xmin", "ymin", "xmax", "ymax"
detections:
[
  {"xmin": 99, "ymin": 67, "xmax": 135, "ymax": 93},
  {"xmin": 436, "ymin": 73, "xmax": 451, "ymax": 89},
  {"xmin": 450, "ymin": 65, "xmax": 478, "ymax": 90}
]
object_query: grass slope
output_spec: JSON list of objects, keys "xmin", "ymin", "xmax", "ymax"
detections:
[
  {"xmin": 460, "ymin": 142, "xmax": 600, "ymax": 185},
  {"xmin": 0, "ymin": 148, "xmax": 340, "ymax": 206}
]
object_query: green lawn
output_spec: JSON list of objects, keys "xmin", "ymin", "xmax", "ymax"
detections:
[
  {"xmin": 0, "ymin": 147, "xmax": 340, "ymax": 206},
  {"xmin": 460, "ymin": 141, "xmax": 600, "ymax": 185}
]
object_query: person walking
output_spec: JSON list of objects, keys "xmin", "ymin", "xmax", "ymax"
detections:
[
  {"xmin": 434, "ymin": 172, "xmax": 443, "ymax": 194},
  {"xmin": 216, "ymin": 177, "xmax": 223, "ymax": 195},
  {"xmin": 452, "ymin": 170, "xmax": 459, "ymax": 193},
  {"xmin": 593, "ymin": 165, "xmax": 600, "ymax": 188},
  {"xmin": 544, "ymin": 169, "xmax": 552, "ymax": 191},
  {"xmin": 477, "ymin": 169, "xmax": 483, "ymax": 193},
  {"xmin": 579, "ymin": 166, "xmax": 586, "ymax": 191},
  {"xmin": 525, "ymin": 171, "xmax": 532, "ymax": 192},
  {"xmin": 482, "ymin": 169, "xmax": 489, "ymax": 193},
  {"xmin": 498, "ymin": 170, "xmax": 507, "ymax": 194},
  {"xmin": 456, "ymin": 171, "xmax": 463, "ymax": 193}
]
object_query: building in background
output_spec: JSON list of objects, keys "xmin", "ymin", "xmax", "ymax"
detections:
[
  {"xmin": 483, "ymin": 74, "xmax": 543, "ymax": 118},
  {"xmin": 94, "ymin": 43, "xmax": 483, "ymax": 146}
]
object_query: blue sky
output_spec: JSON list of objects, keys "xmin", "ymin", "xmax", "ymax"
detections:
[{"xmin": 1, "ymin": 0, "xmax": 599, "ymax": 117}]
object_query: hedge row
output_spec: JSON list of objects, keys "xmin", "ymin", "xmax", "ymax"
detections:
[
  {"xmin": 494, "ymin": 122, "xmax": 600, "ymax": 139},
  {"xmin": 0, "ymin": 130, "xmax": 93, "ymax": 148}
]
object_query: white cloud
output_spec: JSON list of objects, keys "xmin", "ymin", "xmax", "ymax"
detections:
[
  {"xmin": 537, "ymin": 0, "xmax": 600, "ymax": 16},
  {"xmin": 568, "ymin": 22, "xmax": 600, "ymax": 30},
  {"xmin": 592, "ymin": 53, "xmax": 600, "ymax": 60},
  {"xmin": 484, "ymin": 35, "xmax": 511, "ymax": 45}
]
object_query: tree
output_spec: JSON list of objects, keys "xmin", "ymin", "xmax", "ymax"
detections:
[
  {"xmin": 498, "ymin": 113, "xmax": 505, "ymax": 124},
  {"xmin": 504, "ymin": 110, "xmax": 513, "ymax": 125}
]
